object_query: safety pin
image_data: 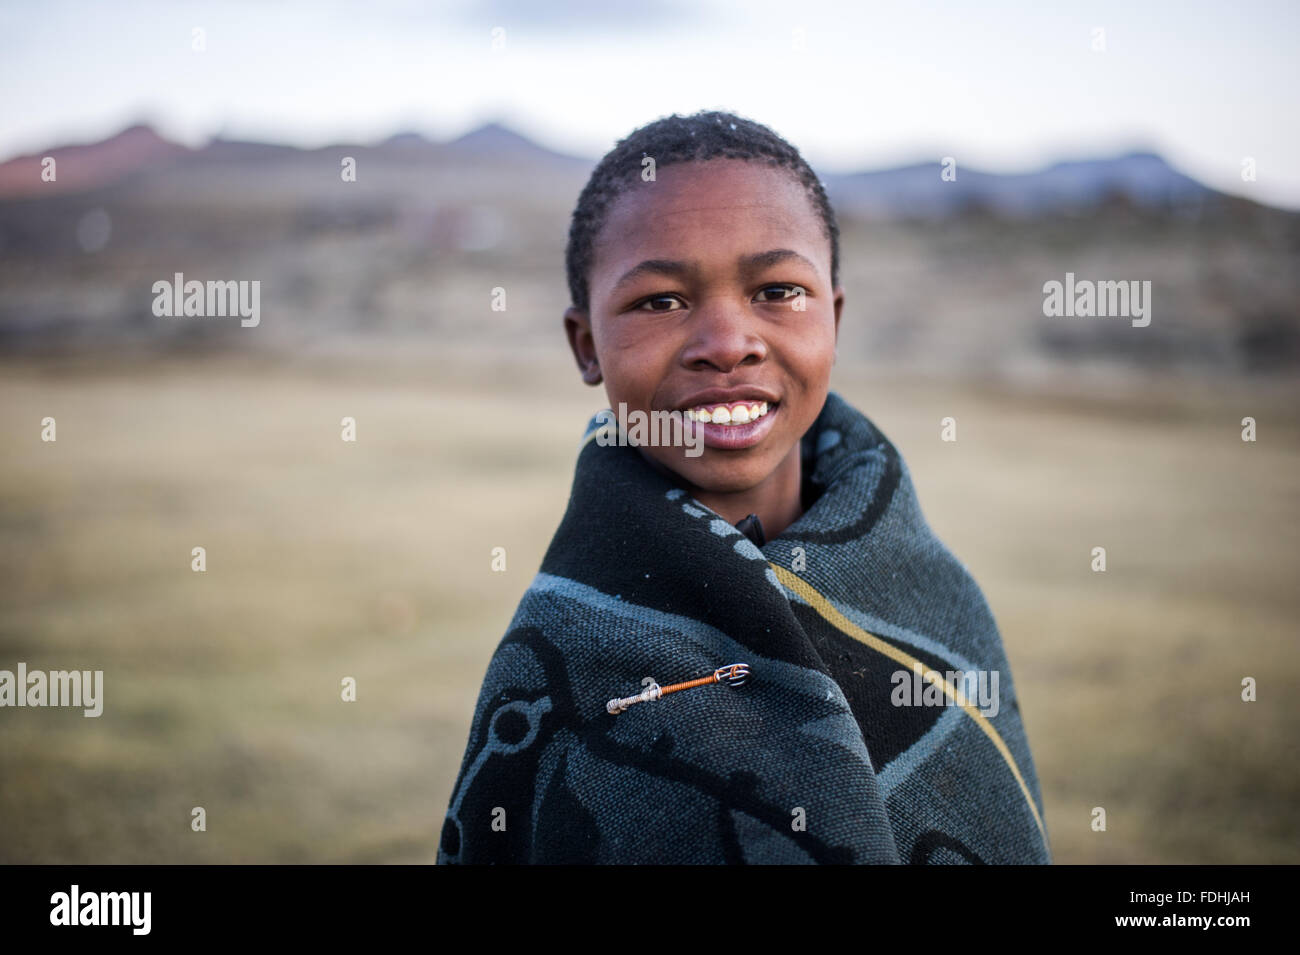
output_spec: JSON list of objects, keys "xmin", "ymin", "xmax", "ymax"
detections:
[{"xmin": 606, "ymin": 663, "xmax": 751, "ymax": 715}]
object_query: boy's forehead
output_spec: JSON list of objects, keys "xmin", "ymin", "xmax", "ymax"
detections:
[
  {"xmin": 606, "ymin": 159, "xmax": 810, "ymax": 229},
  {"xmin": 591, "ymin": 160, "xmax": 824, "ymax": 286}
]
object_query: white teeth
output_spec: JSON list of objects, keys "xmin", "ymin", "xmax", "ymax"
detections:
[
  {"xmin": 678, "ymin": 401, "xmax": 776, "ymax": 426},
  {"xmin": 682, "ymin": 401, "xmax": 774, "ymax": 425}
]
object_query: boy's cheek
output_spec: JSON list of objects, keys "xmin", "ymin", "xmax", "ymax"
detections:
[{"xmin": 601, "ymin": 357, "xmax": 659, "ymax": 404}]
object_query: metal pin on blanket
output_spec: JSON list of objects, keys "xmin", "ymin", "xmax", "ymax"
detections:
[{"xmin": 606, "ymin": 663, "xmax": 751, "ymax": 715}]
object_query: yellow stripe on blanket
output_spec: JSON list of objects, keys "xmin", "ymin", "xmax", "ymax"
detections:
[{"xmin": 768, "ymin": 562, "xmax": 1047, "ymax": 844}]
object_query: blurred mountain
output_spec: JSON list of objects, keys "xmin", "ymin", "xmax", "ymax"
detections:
[
  {"xmin": 0, "ymin": 122, "xmax": 1242, "ymax": 212},
  {"xmin": 0, "ymin": 124, "xmax": 190, "ymax": 198},
  {"xmin": 822, "ymin": 152, "xmax": 1215, "ymax": 219},
  {"xmin": 443, "ymin": 121, "xmax": 588, "ymax": 165},
  {"xmin": 0, "ymin": 121, "xmax": 592, "ymax": 202},
  {"xmin": 0, "ymin": 121, "xmax": 1296, "ymax": 377}
]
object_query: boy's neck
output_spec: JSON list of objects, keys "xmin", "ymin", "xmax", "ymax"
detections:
[{"xmin": 660, "ymin": 443, "xmax": 805, "ymax": 542}]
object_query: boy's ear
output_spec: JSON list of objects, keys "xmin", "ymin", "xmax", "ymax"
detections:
[
  {"xmin": 563, "ymin": 306, "xmax": 603, "ymax": 385},
  {"xmin": 832, "ymin": 285, "xmax": 844, "ymax": 357}
]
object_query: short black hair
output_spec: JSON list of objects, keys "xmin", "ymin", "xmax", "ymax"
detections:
[{"xmin": 564, "ymin": 109, "xmax": 840, "ymax": 314}]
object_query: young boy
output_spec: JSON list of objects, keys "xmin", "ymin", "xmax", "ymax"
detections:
[{"xmin": 438, "ymin": 110, "xmax": 1050, "ymax": 864}]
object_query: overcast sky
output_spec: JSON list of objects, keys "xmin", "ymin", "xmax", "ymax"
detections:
[{"xmin": 2, "ymin": 0, "xmax": 1297, "ymax": 207}]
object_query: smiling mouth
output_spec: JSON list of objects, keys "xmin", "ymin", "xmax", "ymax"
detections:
[
  {"xmin": 677, "ymin": 399, "xmax": 780, "ymax": 451},
  {"xmin": 682, "ymin": 400, "xmax": 773, "ymax": 425}
]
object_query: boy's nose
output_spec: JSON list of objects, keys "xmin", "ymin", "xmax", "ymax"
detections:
[{"xmin": 679, "ymin": 300, "xmax": 768, "ymax": 372}]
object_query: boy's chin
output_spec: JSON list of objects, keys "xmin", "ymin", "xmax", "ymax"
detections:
[{"xmin": 645, "ymin": 448, "xmax": 784, "ymax": 496}]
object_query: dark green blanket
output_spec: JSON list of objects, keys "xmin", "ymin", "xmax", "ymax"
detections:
[{"xmin": 438, "ymin": 391, "xmax": 1051, "ymax": 864}]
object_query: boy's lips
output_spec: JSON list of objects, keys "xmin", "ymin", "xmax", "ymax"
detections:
[
  {"xmin": 687, "ymin": 401, "xmax": 779, "ymax": 450},
  {"xmin": 674, "ymin": 390, "xmax": 782, "ymax": 451}
]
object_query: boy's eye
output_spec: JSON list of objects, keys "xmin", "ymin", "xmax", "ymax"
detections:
[
  {"xmin": 633, "ymin": 285, "xmax": 807, "ymax": 312},
  {"xmin": 635, "ymin": 294, "xmax": 686, "ymax": 313},
  {"xmin": 756, "ymin": 284, "xmax": 806, "ymax": 304}
]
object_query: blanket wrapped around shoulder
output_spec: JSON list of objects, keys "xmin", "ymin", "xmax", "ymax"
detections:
[{"xmin": 438, "ymin": 391, "xmax": 1051, "ymax": 864}]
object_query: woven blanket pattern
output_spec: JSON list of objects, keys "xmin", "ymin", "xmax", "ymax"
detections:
[{"xmin": 438, "ymin": 391, "xmax": 1051, "ymax": 864}]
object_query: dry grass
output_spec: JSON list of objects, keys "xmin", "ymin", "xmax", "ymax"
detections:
[{"xmin": 1, "ymin": 350, "xmax": 1296, "ymax": 863}]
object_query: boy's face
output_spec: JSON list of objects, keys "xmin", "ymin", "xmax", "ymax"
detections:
[{"xmin": 565, "ymin": 158, "xmax": 843, "ymax": 496}]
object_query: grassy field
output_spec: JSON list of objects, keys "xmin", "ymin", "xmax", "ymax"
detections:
[{"xmin": 1, "ymin": 349, "xmax": 1297, "ymax": 863}]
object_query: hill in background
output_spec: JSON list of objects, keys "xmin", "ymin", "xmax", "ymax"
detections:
[{"xmin": 1, "ymin": 122, "xmax": 1296, "ymax": 379}]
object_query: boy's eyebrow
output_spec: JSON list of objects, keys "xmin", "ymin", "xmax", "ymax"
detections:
[
  {"xmin": 740, "ymin": 248, "xmax": 818, "ymax": 274},
  {"xmin": 610, "ymin": 249, "xmax": 817, "ymax": 296}
]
